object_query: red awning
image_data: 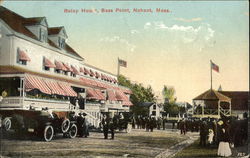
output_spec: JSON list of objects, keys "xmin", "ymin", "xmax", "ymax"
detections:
[
  {"xmin": 95, "ymin": 72, "xmax": 100, "ymax": 78},
  {"xmin": 25, "ymin": 75, "xmax": 51, "ymax": 94},
  {"xmin": 84, "ymin": 67, "xmax": 90, "ymax": 75},
  {"xmin": 44, "ymin": 80, "xmax": 66, "ymax": 96},
  {"xmin": 86, "ymin": 88, "xmax": 99, "ymax": 100},
  {"xmin": 63, "ymin": 63, "xmax": 73, "ymax": 72},
  {"xmin": 44, "ymin": 57, "xmax": 56, "ymax": 68},
  {"xmin": 57, "ymin": 82, "xmax": 77, "ymax": 97},
  {"xmin": 115, "ymin": 90, "xmax": 129, "ymax": 101},
  {"xmin": 90, "ymin": 69, "xmax": 95, "ymax": 77},
  {"xmin": 55, "ymin": 61, "xmax": 67, "ymax": 71},
  {"xmin": 18, "ymin": 50, "xmax": 31, "ymax": 61},
  {"xmin": 107, "ymin": 90, "xmax": 117, "ymax": 101},
  {"xmin": 80, "ymin": 67, "xmax": 84, "ymax": 73},
  {"xmin": 123, "ymin": 101, "xmax": 133, "ymax": 106},
  {"xmin": 71, "ymin": 65, "xmax": 79, "ymax": 75},
  {"xmin": 95, "ymin": 89, "xmax": 105, "ymax": 100}
]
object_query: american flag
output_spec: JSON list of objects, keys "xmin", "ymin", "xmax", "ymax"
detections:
[
  {"xmin": 211, "ymin": 61, "xmax": 219, "ymax": 73},
  {"xmin": 118, "ymin": 59, "xmax": 127, "ymax": 67}
]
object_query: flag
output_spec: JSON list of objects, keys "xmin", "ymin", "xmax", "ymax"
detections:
[
  {"xmin": 118, "ymin": 59, "xmax": 127, "ymax": 67},
  {"xmin": 211, "ymin": 61, "xmax": 219, "ymax": 72}
]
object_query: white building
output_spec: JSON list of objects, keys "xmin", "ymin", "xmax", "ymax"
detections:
[{"xmin": 0, "ymin": 6, "xmax": 133, "ymax": 127}]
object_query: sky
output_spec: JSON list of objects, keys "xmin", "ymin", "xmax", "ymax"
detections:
[{"xmin": 2, "ymin": 1, "xmax": 249, "ymax": 103}]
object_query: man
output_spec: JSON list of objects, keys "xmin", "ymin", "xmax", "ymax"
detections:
[{"xmin": 102, "ymin": 115, "xmax": 109, "ymax": 139}]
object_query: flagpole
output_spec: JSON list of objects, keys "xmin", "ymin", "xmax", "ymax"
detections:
[
  {"xmin": 210, "ymin": 60, "xmax": 212, "ymax": 90},
  {"xmin": 117, "ymin": 57, "xmax": 120, "ymax": 77}
]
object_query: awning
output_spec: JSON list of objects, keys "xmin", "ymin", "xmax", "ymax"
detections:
[
  {"xmin": 18, "ymin": 50, "xmax": 31, "ymax": 61},
  {"xmin": 123, "ymin": 101, "xmax": 133, "ymax": 106},
  {"xmin": 44, "ymin": 80, "xmax": 66, "ymax": 96},
  {"xmin": 107, "ymin": 90, "xmax": 117, "ymax": 101},
  {"xmin": 57, "ymin": 82, "xmax": 77, "ymax": 97},
  {"xmin": 25, "ymin": 75, "xmax": 51, "ymax": 94},
  {"xmin": 44, "ymin": 57, "xmax": 56, "ymax": 68},
  {"xmin": 80, "ymin": 67, "xmax": 84, "ymax": 73},
  {"xmin": 86, "ymin": 88, "xmax": 99, "ymax": 100},
  {"xmin": 55, "ymin": 61, "xmax": 67, "ymax": 71},
  {"xmin": 95, "ymin": 72, "xmax": 100, "ymax": 78},
  {"xmin": 95, "ymin": 89, "xmax": 105, "ymax": 100},
  {"xmin": 63, "ymin": 63, "xmax": 73, "ymax": 72},
  {"xmin": 116, "ymin": 90, "xmax": 129, "ymax": 101},
  {"xmin": 84, "ymin": 67, "xmax": 90, "ymax": 75},
  {"xmin": 90, "ymin": 69, "xmax": 95, "ymax": 77},
  {"xmin": 71, "ymin": 65, "xmax": 79, "ymax": 75}
]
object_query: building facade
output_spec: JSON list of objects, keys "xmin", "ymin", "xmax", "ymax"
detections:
[{"xmin": 0, "ymin": 6, "xmax": 133, "ymax": 127}]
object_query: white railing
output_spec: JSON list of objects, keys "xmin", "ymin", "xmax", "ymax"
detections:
[{"xmin": 0, "ymin": 97, "xmax": 24, "ymax": 108}]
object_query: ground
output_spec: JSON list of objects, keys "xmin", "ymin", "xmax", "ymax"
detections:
[{"xmin": 0, "ymin": 129, "xmax": 190, "ymax": 158}]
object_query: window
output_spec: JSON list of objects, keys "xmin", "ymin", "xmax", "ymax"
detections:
[
  {"xmin": 152, "ymin": 111, "xmax": 156, "ymax": 116},
  {"xmin": 153, "ymin": 104, "xmax": 156, "ymax": 110},
  {"xmin": 17, "ymin": 49, "xmax": 30, "ymax": 65},
  {"xmin": 70, "ymin": 72, "xmax": 76, "ymax": 77},
  {"xmin": 39, "ymin": 28, "xmax": 47, "ymax": 42},
  {"xmin": 58, "ymin": 37, "xmax": 65, "ymax": 48},
  {"xmin": 43, "ymin": 66, "xmax": 50, "ymax": 71},
  {"xmin": 55, "ymin": 69, "xmax": 61, "ymax": 74}
]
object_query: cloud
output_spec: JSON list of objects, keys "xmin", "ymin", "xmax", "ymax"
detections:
[
  {"xmin": 174, "ymin": 17, "xmax": 203, "ymax": 22},
  {"xmin": 143, "ymin": 21, "xmax": 215, "ymax": 52},
  {"xmin": 100, "ymin": 36, "xmax": 136, "ymax": 52},
  {"xmin": 131, "ymin": 30, "xmax": 139, "ymax": 34},
  {"xmin": 144, "ymin": 22, "xmax": 151, "ymax": 29}
]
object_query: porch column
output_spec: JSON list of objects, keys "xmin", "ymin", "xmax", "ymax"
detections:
[
  {"xmin": 202, "ymin": 104, "xmax": 204, "ymax": 116},
  {"xmin": 218, "ymin": 100, "xmax": 220, "ymax": 117},
  {"xmin": 229, "ymin": 100, "xmax": 231, "ymax": 115}
]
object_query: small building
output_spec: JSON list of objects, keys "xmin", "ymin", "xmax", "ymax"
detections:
[
  {"xmin": 139, "ymin": 102, "xmax": 164, "ymax": 118},
  {"xmin": 219, "ymin": 91, "xmax": 249, "ymax": 119}
]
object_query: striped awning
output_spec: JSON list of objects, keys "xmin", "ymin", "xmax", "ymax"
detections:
[
  {"xmin": 95, "ymin": 72, "xmax": 100, "ymax": 78},
  {"xmin": 63, "ymin": 63, "xmax": 73, "ymax": 72},
  {"xmin": 84, "ymin": 67, "xmax": 90, "ymax": 75},
  {"xmin": 80, "ymin": 67, "xmax": 84, "ymax": 73},
  {"xmin": 57, "ymin": 82, "xmax": 77, "ymax": 97},
  {"xmin": 107, "ymin": 90, "xmax": 117, "ymax": 101},
  {"xmin": 55, "ymin": 61, "xmax": 67, "ymax": 71},
  {"xmin": 44, "ymin": 57, "xmax": 56, "ymax": 68},
  {"xmin": 71, "ymin": 65, "xmax": 79, "ymax": 75},
  {"xmin": 95, "ymin": 89, "xmax": 105, "ymax": 100},
  {"xmin": 86, "ymin": 88, "xmax": 99, "ymax": 100},
  {"xmin": 25, "ymin": 75, "xmax": 51, "ymax": 94},
  {"xmin": 123, "ymin": 101, "xmax": 133, "ymax": 106},
  {"xmin": 25, "ymin": 74, "xmax": 77, "ymax": 97},
  {"xmin": 18, "ymin": 50, "xmax": 31, "ymax": 61},
  {"xmin": 44, "ymin": 80, "xmax": 66, "ymax": 96},
  {"xmin": 115, "ymin": 90, "xmax": 129, "ymax": 101},
  {"xmin": 90, "ymin": 69, "xmax": 95, "ymax": 77}
]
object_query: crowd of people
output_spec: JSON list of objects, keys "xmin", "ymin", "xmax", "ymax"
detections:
[{"xmin": 177, "ymin": 116, "xmax": 248, "ymax": 157}]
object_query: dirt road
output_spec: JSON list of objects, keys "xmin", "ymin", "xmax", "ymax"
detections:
[{"xmin": 1, "ymin": 129, "xmax": 190, "ymax": 157}]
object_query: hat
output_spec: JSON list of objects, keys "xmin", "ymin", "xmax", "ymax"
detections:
[{"xmin": 218, "ymin": 120, "xmax": 223, "ymax": 125}]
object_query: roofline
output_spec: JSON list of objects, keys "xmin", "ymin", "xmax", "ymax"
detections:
[
  {"xmin": 0, "ymin": 19, "xmax": 83, "ymax": 61},
  {"xmin": 84, "ymin": 63, "xmax": 117, "ymax": 77}
]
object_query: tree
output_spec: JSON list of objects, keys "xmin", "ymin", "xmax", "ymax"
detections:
[
  {"xmin": 118, "ymin": 75, "xmax": 156, "ymax": 116},
  {"xmin": 162, "ymin": 85, "xmax": 176, "ymax": 104}
]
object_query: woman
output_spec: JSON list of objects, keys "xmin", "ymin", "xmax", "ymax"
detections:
[{"xmin": 217, "ymin": 121, "xmax": 232, "ymax": 157}]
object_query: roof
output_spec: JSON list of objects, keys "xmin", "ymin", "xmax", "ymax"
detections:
[
  {"xmin": 48, "ymin": 27, "xmax": 63, "ymax": 35},
  {"xmin": 23, "ymin": 17, "xmax": 46, "ymax": 26},
  {"xmin": 193, "ymin": 89, "xmax": 231, "ymax": 102},
  {"xmin": 139, "ymin": 102, "xmax": 156, "ymax": 107},
  {"xmin": 0, "ymin": 6, "xmax": 83, "ymax": 60},
  {"xmin": 220, "ymin": 91, "xmax": 249, "ymax": 110}
]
